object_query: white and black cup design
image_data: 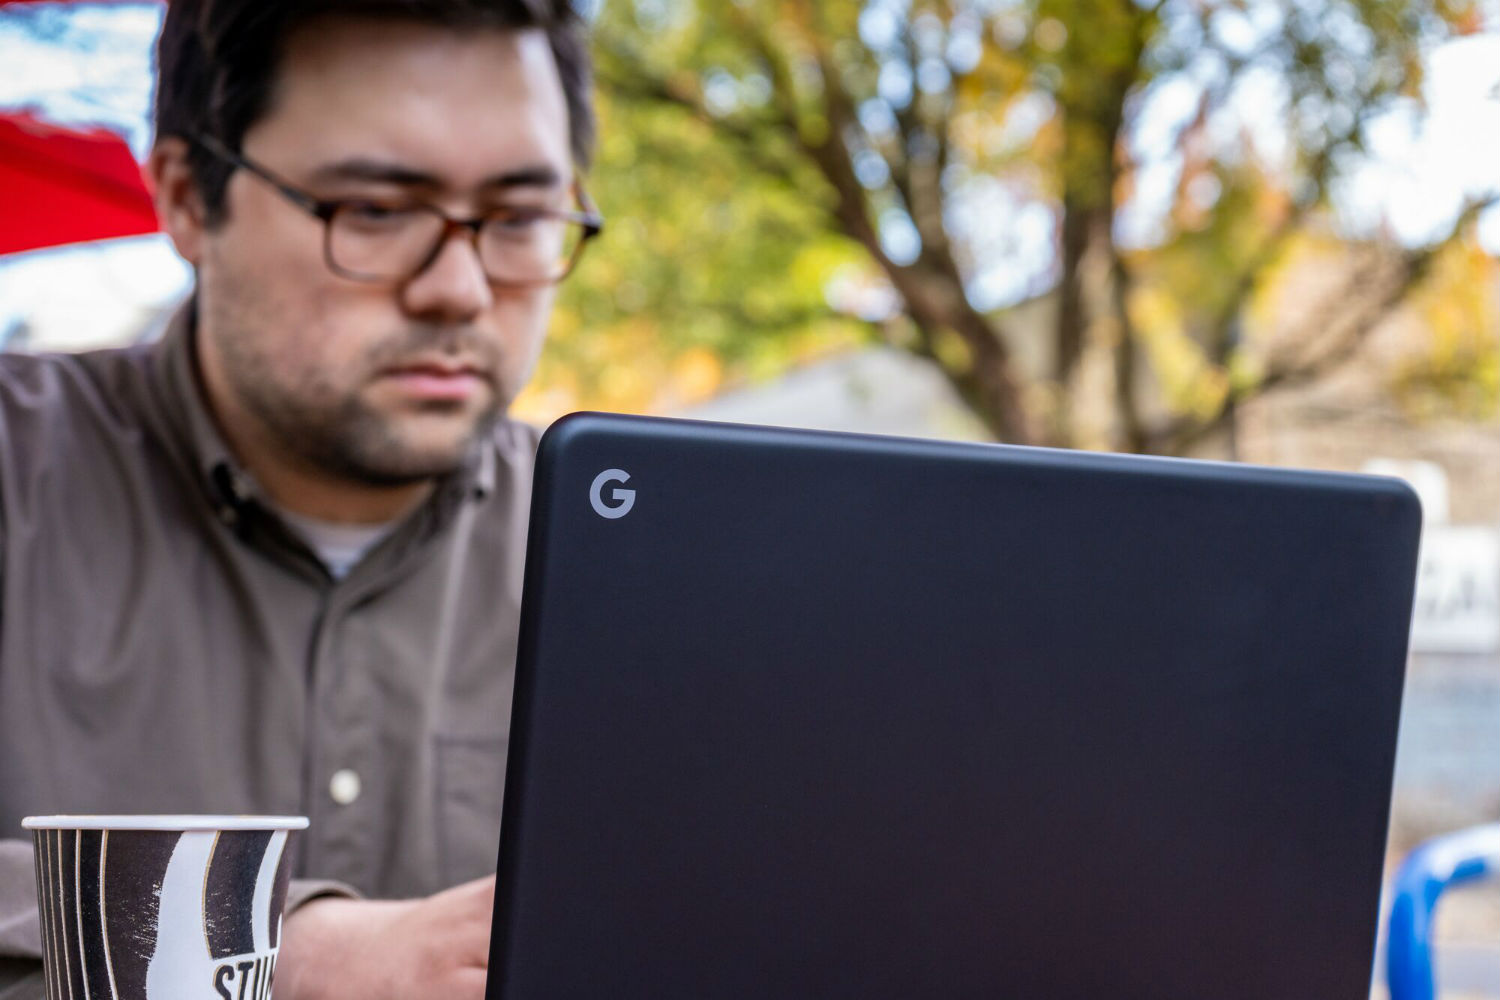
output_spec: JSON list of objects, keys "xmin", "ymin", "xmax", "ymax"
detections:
[{"xmin": 23, "ymin": 816, "xmax": 309, "ymax": 1000}]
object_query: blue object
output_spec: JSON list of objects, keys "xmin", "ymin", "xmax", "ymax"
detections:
[{"xmin": 1387, "ymin": 823, "xmax": 1500, "ymax": 1000}]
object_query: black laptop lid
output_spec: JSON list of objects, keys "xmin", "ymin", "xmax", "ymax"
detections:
[{"xmin": 488, "ymin": 413, "xmax": 1421, "ymax": 1000}]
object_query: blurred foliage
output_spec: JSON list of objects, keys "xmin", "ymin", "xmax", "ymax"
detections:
[
  {"xmin": 1392, "ymin": 238, "xmax": 1500, "ymax": 421},
  {"xmin": 515, "ymin": 66, "xmax": 873, "ymax": 419},
  {"xmin": 523, "ymin": 0, "xmax": 1496, "ymax": 450}
]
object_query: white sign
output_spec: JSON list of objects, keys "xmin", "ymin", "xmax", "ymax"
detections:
[{"xmin": 1409, "ymin": 526, "xmax": 1500, "ymax": 654}]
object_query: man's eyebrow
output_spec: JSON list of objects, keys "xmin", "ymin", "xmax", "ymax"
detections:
[
  {"xmin": 307, "ymin": 159, "xmax": 565, "ymax": 190},
  {"xmin": 307, "ymin": 159, "xmax": 442, "ymax": 187},
  {"xmin": 478, "ymin": 165, "xmax": 566, "ymax": 190}
]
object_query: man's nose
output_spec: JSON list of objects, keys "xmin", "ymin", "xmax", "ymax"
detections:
[{"xmin": 398, "ymin": 233, "xmax": 494, "ymax": 322}]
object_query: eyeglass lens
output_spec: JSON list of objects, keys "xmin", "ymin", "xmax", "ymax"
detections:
[{"xmin": 327, "ymin": 204, "xmax": 586, "ymax": 283}]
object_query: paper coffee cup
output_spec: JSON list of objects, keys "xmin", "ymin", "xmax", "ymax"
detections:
[{"xmin": 23, "ymin": 815, "xmax": 309, "ymax": 1000}]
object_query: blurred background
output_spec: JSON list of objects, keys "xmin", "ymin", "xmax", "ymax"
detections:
[{"xmin": 2, "ymin": 0, "xmax": 1497, "ymax": 994}]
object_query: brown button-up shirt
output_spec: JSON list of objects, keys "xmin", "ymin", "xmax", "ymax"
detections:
[{"xmin": 0, "ymin": 305, "xmax": 537, "ymax": 994}]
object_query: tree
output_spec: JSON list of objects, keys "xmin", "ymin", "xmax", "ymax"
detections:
[
  {"xmin": 529, "ymin": 76, "xmax": 872, "ymax": 417},
  {"xmin": 566, "ymin": 0, "xmax": 1494, "ymax": 454}
]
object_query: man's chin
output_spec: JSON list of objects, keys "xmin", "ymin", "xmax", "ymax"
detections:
[
  {"xmin": 332, "ymin": 447, "xmax": 468, "ymax": 487},
  {"xmin": 325, "ymin": 410, "xmax": 498, "ymax": 487}
]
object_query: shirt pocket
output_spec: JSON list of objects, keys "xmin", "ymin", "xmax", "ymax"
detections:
[{"xmin": 434, "ymin": 733, "xmax": 508, "ymax": 888}]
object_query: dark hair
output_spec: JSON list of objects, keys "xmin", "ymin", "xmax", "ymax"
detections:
[{"xmin": 154, "ymin": 0, "xmax": 594, "ymax": 224}]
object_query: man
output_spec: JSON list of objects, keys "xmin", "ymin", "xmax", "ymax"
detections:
[{"xmin": 0, "ymin": 0, "xmax": 598, "ymax": 996}]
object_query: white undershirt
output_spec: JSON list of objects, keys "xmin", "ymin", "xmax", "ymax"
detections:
[{"xmin": 275, "ymin": 508, "xmax": 398, "ymax": 580}]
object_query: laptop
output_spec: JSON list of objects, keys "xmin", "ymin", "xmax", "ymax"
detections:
[{"xmin": 485, "ymin": 412, "xmax": 1421, "ymax": 999}]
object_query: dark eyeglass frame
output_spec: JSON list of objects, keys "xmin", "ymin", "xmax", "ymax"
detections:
[{"xmin": 190, "ymin": 132, "xmax": 603, "ymax": 287}]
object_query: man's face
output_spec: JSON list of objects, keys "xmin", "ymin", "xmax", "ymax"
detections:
[{"xmin": 193, "ymin": 18, "xmax": 571, "ymax": 486}]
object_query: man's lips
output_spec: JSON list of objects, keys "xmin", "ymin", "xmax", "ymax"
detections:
[{"xmin": 378, "ymin": 361, "xmax": 491, "ymax": 402}]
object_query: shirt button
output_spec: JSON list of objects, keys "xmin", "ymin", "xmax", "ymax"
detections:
[{"xmin": 329, "ymin": 769, "xmax": 361, "ymax": 806}]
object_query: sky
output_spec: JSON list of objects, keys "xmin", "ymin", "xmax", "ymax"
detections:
[{"xmin": 1, "ymin": 1, "xmax": 1498, "ymax": 348}]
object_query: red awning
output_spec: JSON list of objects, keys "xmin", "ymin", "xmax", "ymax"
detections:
[
  {"xmin": 0, "ymin": 0, "xmax": 164, "ymax": 254},
  {"xmin": 0, "ymin": 111, "xmax": 159, "ymax": 256}
]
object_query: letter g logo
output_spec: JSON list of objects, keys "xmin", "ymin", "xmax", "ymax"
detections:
[{"xmin": 590, "ymin": 469, "xmax": 636, "ymax": 519}]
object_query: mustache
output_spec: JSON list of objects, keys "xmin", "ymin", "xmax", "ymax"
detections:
[{"xmin": 366, "ymin": 326, "xmax": 501, "ymax": 369}]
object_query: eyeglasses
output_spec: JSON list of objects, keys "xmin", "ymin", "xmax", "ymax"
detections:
[{"xmin": 191, "ymin": 133, "xmax": 603, "ymax": 287}]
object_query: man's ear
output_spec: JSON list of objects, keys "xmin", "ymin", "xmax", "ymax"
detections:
[{"xmin": 147, "ymin": 137, "xmax": 207, "ymax": 265}]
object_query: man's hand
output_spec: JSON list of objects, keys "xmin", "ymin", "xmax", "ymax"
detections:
[{"xmin": 274, "ymin": 876, "xmax": 496, "ymax": 1000}]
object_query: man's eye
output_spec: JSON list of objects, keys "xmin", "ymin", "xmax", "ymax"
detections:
[
  {"xmin": 489, "ymin": 208, "xmax": 548, "ymax": 231},
  {"xmin": 486, "ymin": 205, "xmax": 558, "ymax": 239},
  {"xmin": 339, "ymin": 203, "xmax": 424, "ymax": 230}
]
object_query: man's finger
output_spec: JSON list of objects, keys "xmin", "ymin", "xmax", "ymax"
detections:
[
  {"xmin": 441, "ymin": 874, "xmax": 496, "ymax": 904},
  {"xmin": 451, "ymin": 966, "xmax": 490, "ymax": 999},
  {"xmin": 456, "ymin": 917, "xmax": 494, "ymax": 967},
  {"xmin": 451, "ymin": 874, "xmax": 497, "ymax": 916}
]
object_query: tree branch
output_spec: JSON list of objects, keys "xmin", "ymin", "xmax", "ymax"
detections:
[
  {"xmin": 1110, "ymin": 244, "xmax": 1148, "ymax": 452},
  {"xmin": 1152, "ymin": 194, "xmax": 1498, "ymax": 455},
  {"xmin": 1201, "ymin": 123, "xmax": 1351, "ymax": 365},
  {"xmin": 594, "ymin": 39, "xmax": 805, "ymax": 188},
  {"xmin": 604, "ymin": 2, "xmax": 1040, "ymax": 443}
]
